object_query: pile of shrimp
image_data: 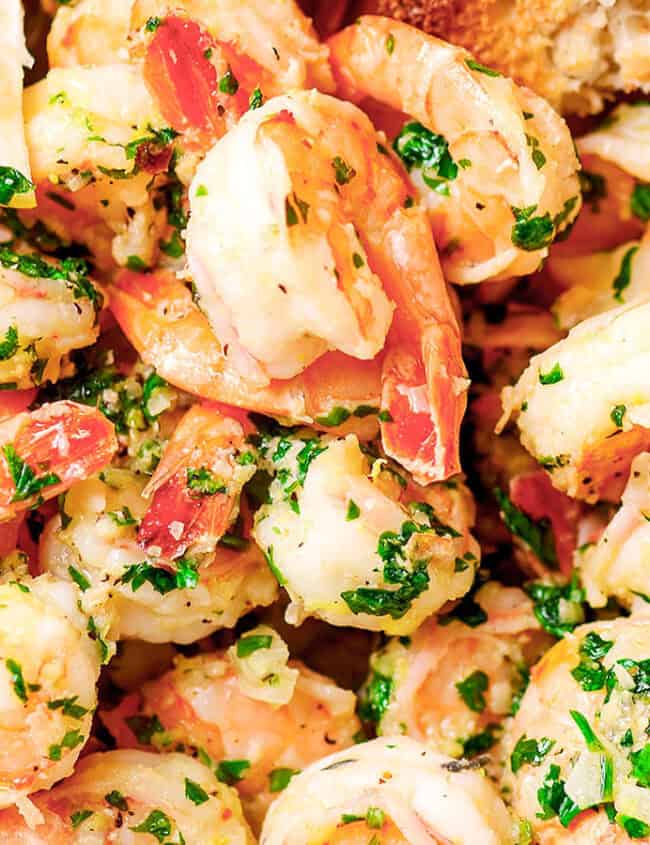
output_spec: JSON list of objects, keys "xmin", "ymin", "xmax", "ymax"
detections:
[{"xmin": 0, "ymin": 0, "xmax": 649, "ymax": 842}]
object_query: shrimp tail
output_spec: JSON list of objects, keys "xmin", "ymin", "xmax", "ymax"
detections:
[
  {"xmin": 374, "ymin": 207, "xmax": 468, "ymax": 483},
  {"xmin": 138, "ymin": 404, "xmax": 250, "ymax": 559},
  {"xmin": 381, "ymin": 322, "xmax": 468, "ymax": 483}
]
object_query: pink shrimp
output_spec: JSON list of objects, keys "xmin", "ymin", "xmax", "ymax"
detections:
[{"xmin": 0, "ymin": 401, "xmax": 117, "ymax": 522}]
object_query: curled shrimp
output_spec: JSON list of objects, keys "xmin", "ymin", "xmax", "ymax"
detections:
[
  {"xmin": 23, "ymin": 63, "xmax": 175, "ymax": 269},
  {"xmin": 46, "ymin": 0, "xmax": 133, "ymax": 67},
  {"xmin": 0, "ymin": 575, "xmax": 101, "ymax": 815},
  {"xmin": 261, "ymin": 736, "xmax": 518, "ymax": 845},
  {"xmin": 502, "ymin": 616, "xmax": 650, "ymax": 844},
  {"xmin": 553, "ymin": 154, "xmax": 645, "ymax": 258},
  {"xmin": 578, "ymin": 102, "xmax": 650, "ymax": 187},
  {"xmin": 498, "ymin": 299, "xmax": 650, "ymax": 502},
  {"xmin": 549, "ymin": 227, "xmax": 650, "ymax": 330},
  {"xmin": 40, "ymin": 463, "xmax": 277, "ymax": 644},
  {"xmin": 137, "ymin": 402, "xmax": 256, "ymax": 559},
  {"xmin": 359, "ymin": 583, "xmax": 547, "ymax": 759},
  {"xmin": 109, "ymin": 268, "xmax": 384, "ymax": 431},
  {"xmin": 0, "ymin": 0, "xmax": 35, "ymax": 210},
  {"xmin": 0, "ymin": 749, "xmax": 254, "ymax": 843},
  {"xmin": 328, "ymin": 16, "xmax": 581, "ymax": 284},
  {"xmin": 102, "ymin": 625, "xmax": 360, "ymax": 831},
  {"xmin": 579, "ymin": 451, "xmax": 650, "ymax": 611},
  {"xmin": 187, "ymin": 89, "xmax": 467, "ymax": 481},
  {"xmin": 136, "ymin": 1, "xmax": 334, "ymax": 150},
  {"xmin": 252, "ymin": 432, "xmax": 479, "ymax": 635},
  {"xmin": 0, "ymin": 400, "xmax": 117, "ymax": 522},
  {"xmin": 0, "ymin": 251, "xmax": 102, "ymax": 389}
]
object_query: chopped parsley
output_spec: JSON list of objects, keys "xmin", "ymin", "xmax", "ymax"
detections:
[
  {"xmin": 145, "ymin": 16, "xmax": 162, "ymax": 32},
  {"xmin": 70, "ymin": 809, "xmax": 93, "ymax": 828},
  {"xmin": 618, "ymin": 815, "xmax": 650, "ymax": 838},
  {"xmin": 538, "ymin": 362, "xmax": 564, "ymax": 385},
  {"xmin": 0, "ymin": 248, "xmax": 99, "ymax": 307},
  {"xmin": 631, "ymin": 183, "xmax": 650, "ymax": 222},
  {"xmin": 461, "ymin": 723, "xmax": 500, "ymax": 758},
  {"xmin": 124, "ymin": 125, "xmax": 179, "ymax": 160},
  {"xmin": 612, "ymin": 245, "xmax": 639, "ymax": 303},
  {"xmin": 119, "ymin": 559, "xmax": 199, "ymax": 594},
  {"xmin": 249, "ymin": 87, "xmax": 264, "ymax": 110},
  {"xmin": 315, "ymin": 406, "xmax": 351, "ymax": 427},
  {"xmin": 359, "ymin": 669, "xmax": 393, "ymax": 724},
  {"xmin": 456, "ymin": 670, "xmax": 489, "ymax": 713},
  {"xmin": 269, "ymin": 767, "xmax": 300, "ymax": 792},
  {"xmin": 236, "ymin": 633, "xmax": 273, "ymax": 658},
  {"xmin": 341, "ymin": 517, "xmax": 437, "ymax": 619},
  {"xmin": 393, "ymin": 121, "xmax": 457, "ymax": 195},
  {"xmin": 105, "ymin": 790, "xmax": 129, "ymax": 811},
  {"xmin": 6, "ymin": 658, "xmax": 27, "ymax": 702},
  {"xmin": 536, "ymin": 764, "xmax": 580, "ymax": 827},
  {"xmin": 126, "ymin": 713, "xmax": 165, "ymax": 745},
  {"xmin": 386, "ymin": 33, "xmax": 395, "ymax": 54},
  {"xmin": 219, "ymin": 69, "xmax": 239, "ymax": 95},
  {"xmin": 48, "ymin": 728, "xmax": 84, "ymax": 760},
  {"xmin": 131, "ymin": 809, "xmax": 173, "ymax": 842},
  {"xmin": 107, "ymin": 507, "xmax": 137, "ymax": 527},
  {"xmin": 216, "ymin": 759, "xmax": 250, "ymax": 785},
  {"xmin": 2, "ymin": 444, "xmax": 60, "ymax": 504},
  {"xmin": 0, "ymin": 325, "xmax": 18, "ymax": 360},
  {"xmin": 511, "ymin": 205, "xmax": 554, "ymax": 251},
  {"xmin": 184, "ymin": 778, "xmax": 209, "ymax": 805},
  {"xmin": 0, "ymin": 167, "xmax": 34, "ymax": 205},
  {"xmin": 511, "ymin": 735, "xmax": 555, "ymax": 773},
  {"xmin": 332, "ymin": 156, "xmax": 357, "ymax": 185},
  {"xmin": 47, "ymin": 696, "xmax": 88, "ymax": 719},
  {"xmin": 569, "ymin": 710, "xmax": 603, "ymax": 751},
  {"xmin": 186, "ymin": 466, "xmax": 226, "ymax": 497},
  {"xmin": 571, "ymin": 631, "xmax": 613, "ymax": 691},
  {"xmin": 610, "ymin": 404, "xmax": 626, "ymax": 428},
  {"xmin": 465, "ymin": 58, "xmax": 502, "ymax": 77},
  {"xmin": 525, "ymin": 575, "xmax": 585, "ymax": 638},
  {"xmin": 494, "ymin": 488, "xmax": 557, "ymax": 566},
  {"xmin": 346, "ymin": 499, "xmax": 361, "ymax": 521}
]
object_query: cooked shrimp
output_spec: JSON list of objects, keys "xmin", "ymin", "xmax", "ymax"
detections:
[
  {"xmin": 550, "ymin": 227, "xmax": 650, "ymax": 329},
  {"xmin": 102, "ymin": 625, "xmax": 360, "ymax": 831},
  {"xmin": 328, "ymin": 16, "xmax": 581, "ymax": 284},
  {"xmin": 0, "ymin": 575, "xmax": 101, "ymax": 814},
  {"xmin": 579, "ymin": 451, "xmax": 650, "ymax": 610},
  {"xmin": 47, "ymin": 0, "xmax": 133, "ymax": 67},
  {"xmin": 0, "ymin": 400, "xmax": 117, "ymax": 522},
  {"xmin": 187, "ymin": 89, "xmax": 467, "ymax": 481},
  {"xmin": 0, "ymin": 749, "xmax": 254, "ymax": 843},
  {"xmin": 261, "ymin": 736, "xmax": 517, "ymax": 845},
  {"xmin": 137, "ymin": 403, "xmax": 256, "ymax": 559},
  {"xmin": 0, "ymin": 252, "xmax": 102, "ymax": 389},
  {"xmin": 0, "ymin": 1, "xmax": 35, "ymax": 210},
  {"xmin": 40, "ymin": 465, "xmax": 277, "ymax": 643},
  {"xmin": 579, "ymin": 102, "xmax": 650, "ymax": 186},
  {"xmin": 23, "ymin": 64, "xmax": 173, "ymax": 268},
  {"xmin": 137, "ymin": 3, "xmax": 333, "ymax": 149},
  {"xmin": 187, "ymin": 92, "xmax": 395, "ymax": 381},
  {"xmin": 502, "ymin": 616, "xmax": 650, "ymax": 844},
  {"xmin": 553, "ymin": 154, "xmax": 644, "ymax": 257},
  {"xmin": 359, "ymin": 583, "xmax": 547, "ymax": 759},
  {"xmin": 498, "ymin": 299, "xmax": 650, "ymax": 502},
  {"xmin": 48, "ymin": 0, "xmax": 333, "ymax": 105},
  {"xmin": 110, "ymin": 268, "xmax": 384, "ymax": 431},
  {"xmin": 357, "ymin": 0, "xmax": 650, "ymax": 116},
  {"xmin": 252, "ymin": 432, "xmax": 479, "ymax": 635}
]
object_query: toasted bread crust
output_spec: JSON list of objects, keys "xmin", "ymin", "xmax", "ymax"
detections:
[{"xmin": 354, "ymin": 0, "xmax": 650, "ymax": 113}]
